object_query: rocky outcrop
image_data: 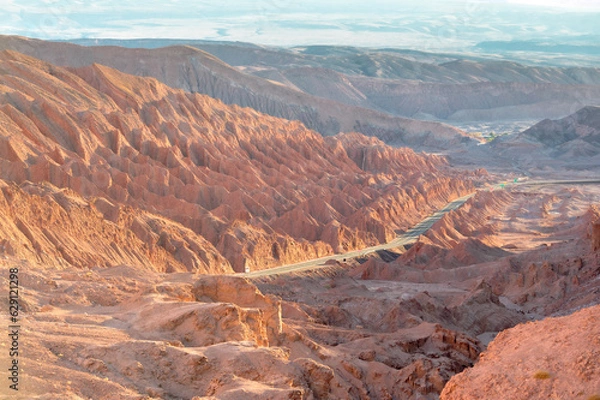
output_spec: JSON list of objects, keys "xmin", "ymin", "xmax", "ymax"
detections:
[
  {"xmin": 10, "ymin": 260, "xmax": 484, "ymax": 400},
  {"xmin": 192, "ymin": 275, "xmax": 283, "ymax": 344},
  {"xmin": 492, "ymin": 106, "xmax": 600, "ymax": 169},
  {"xmin": 0, "ymin": 181, "xmax": 230, "ymax": 273},
  {"xmin": 480, "ymin": 202, "xmax": 600, "ymax": 316},
  {"xmin": 593, "ymin": 221, "xmax": 600, "ymax": 252},
  {"xmin": 441, "ymin": 305, "xmax": 600, "ymax": 400},
  {"xmin": 516, "ymin": 106, "xmax": 600, "ymax": 151}
]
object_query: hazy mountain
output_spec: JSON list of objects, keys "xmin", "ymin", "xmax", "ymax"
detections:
[
  {"xmin": 486, "ymin": 106, "xmax": 600, "ymax": 172},
  {"xmin": 70, "ymin": 39, "xmax": 600, "ymax": 84},
  {"xmin": 0, "ymin": 35, "xmax": 470, "ymax": 150},
  {"xmin": 69, "ymin": 38, "xmax": 600, "ymax": 130},
  {"xmin": 516, "ymin": 106, "xmax": 600, "ymax": 157}
]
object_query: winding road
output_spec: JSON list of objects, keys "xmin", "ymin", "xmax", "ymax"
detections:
[
  {"xmin": 243, "ymin": 178, "xmax": 600, "ymax": 278},
  {"xmin": 243, "ymin": 192, "xmax": 476, "ymax": 277}
]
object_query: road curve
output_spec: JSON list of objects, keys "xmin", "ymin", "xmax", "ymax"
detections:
[
  {"xmin": 243, "ymin": 192, "xmax": 476, "ymax": 278},
  {"xmin": 242, "ymin": 178, "xmax": 600, "ymax": 278}
]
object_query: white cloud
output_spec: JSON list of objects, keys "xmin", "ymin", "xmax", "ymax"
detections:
[
  {"xmin": 506, "ymin": 0, "xmax": 600, "ymax": 10},
  {"xmin": 0, "ymin": 0, "xmax": 598, "ymax": 51}
]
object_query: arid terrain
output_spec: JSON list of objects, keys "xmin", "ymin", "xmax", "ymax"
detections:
[
  {"xmin": 0, "ymin": 36, "xmax": 473, "ymax": 150},
  {"xmin": 2, "ymin": 182, "xmax": 598, "ymax": 399},
  {"xmin": 45, "ymin": 38, "xmax": 600, "ymax": 137},
  {"xmin": 0, "ymin": 36, "xmax": 598, "ymax": 400},
  {"xmin": 0, "ymin": 50, "xmax": 477, "ymax": 273}
]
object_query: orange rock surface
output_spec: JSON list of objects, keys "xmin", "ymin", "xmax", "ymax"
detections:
[
  {"xmin": 441, "ymin": 305, "xmax": 600, "ymax": 400},
  {"xmin": 0, "ymin": 50, "xmax": 474, "ymax": 272}
]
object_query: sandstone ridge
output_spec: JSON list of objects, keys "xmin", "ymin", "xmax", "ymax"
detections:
[
  {"xmin": 0, "ymin": 50, "xmax": 475, "ymax": 272},
  {"xmin": 441, "ymin": 305, "xmax": 600, "ymax": 400}
]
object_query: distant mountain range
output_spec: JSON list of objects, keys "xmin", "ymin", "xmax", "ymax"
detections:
[
  {"xmin": 67, "ymin": 38, "xmax": 600, "ymax": 129},
  {"xmin": 3, "ymin": 36, "xmax": 600, "ymax": 146},
  {"xmin": 474, "ymin": 38, "xmax": 600, "ymax": 66},
  {"xmin": 0, "ymin": 35, "xmax": 472, "ymax": 150}
]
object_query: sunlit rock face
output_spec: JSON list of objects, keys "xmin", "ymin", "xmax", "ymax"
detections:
[
  {"xmin": 441, "ymin": 305, "xmax": 600, "ymax": 400},
  {"xmin": 0, "ymin": 50, "xmax": 474, "ymax": 272}
]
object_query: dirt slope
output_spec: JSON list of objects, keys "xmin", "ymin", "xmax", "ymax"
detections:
[
  {"xmin": 441, "ymin": 305, "xmax": 600, "ymax": 400},
  {"xmin": 2, "ymin": 184, "xmax": 598, "ymax": 400}
]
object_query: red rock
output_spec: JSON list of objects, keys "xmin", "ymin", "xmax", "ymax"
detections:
[
  {"xmin": 592, "ymin": 221, "xmax": 600, "ymax": 251},
  {"xmin": 0, "ymin": 50, "xmax": 474, "ymax": 272},
  {"xmin": 441, "ymin": 305, "xmax": 600, "ymax": 400}
]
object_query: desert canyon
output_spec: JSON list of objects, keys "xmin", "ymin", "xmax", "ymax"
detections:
[{"xmin": 0, "ymin": 35, "xmax": 598, "ymax": 400}]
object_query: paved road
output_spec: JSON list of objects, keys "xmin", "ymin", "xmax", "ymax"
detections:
[
  {"xmin": 243, "ymin": 192, "xmax": 476, "ymax": 277},
  {"xmin": 515, "ymin": 179, "xmax": 600, "ymax": 187},
  {"xmin": 243, "ymin": 177, "xmax": 600, "ymax": 278}
]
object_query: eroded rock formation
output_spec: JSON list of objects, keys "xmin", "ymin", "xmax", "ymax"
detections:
[
  {"xmin": 0, "ymin": 50, "xmax": 475, "ymax": 272},
  {"xmin": 0, "ymin": 35, "xmax": 472, "ymax": 149}
]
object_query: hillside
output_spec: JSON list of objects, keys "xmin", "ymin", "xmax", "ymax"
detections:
[
  {"xmin": 0, "ymin": 50, "xmax": 476, "ymax": 273},
  {"xmin": 0, "ymin": 35, "xmax": 471, "ymax": 150},
  {"xmin": 441, "ymin": 305, "xmax": 600, "ymax": 400},
  {"xmin": 486, "ymin": 106, "xmax": 600, "ymax": 173},
  {"xmin": 518, "ymin": 106, "xmax": 600, "ymax": 151},
  {"xmin": 68, "ymin": 39, "xmax": 600, "ymax": 126},
  {"xmin": 70, "ymin": 40, "xmax": 600, "ymax": 84}
]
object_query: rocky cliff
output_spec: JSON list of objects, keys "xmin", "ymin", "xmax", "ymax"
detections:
[{"xmin": 441, "ymin": 305, "xmax": 600, "ymax": 400}]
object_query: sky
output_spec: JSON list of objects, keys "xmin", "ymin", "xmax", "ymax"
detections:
[{"xmin": 1, "ymin": 0, "xmax": 599, "ymax": 53}]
